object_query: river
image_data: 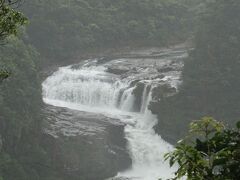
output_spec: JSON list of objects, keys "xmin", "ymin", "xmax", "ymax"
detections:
[{"xmin": 42, "ymin": 45, "xmax": 188, "ymax": 180}]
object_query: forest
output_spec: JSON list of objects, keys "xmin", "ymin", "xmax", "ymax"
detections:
[{"xmin": 0, "ymin": 0, "xmax": 239, "ymax": 180}]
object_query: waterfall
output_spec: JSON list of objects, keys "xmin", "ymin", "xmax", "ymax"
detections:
[
  {"xmin": 43, "ymin": 66, "xmax": 153, "ymax": 114},
  {"xmin": 43, "ymin": 66, "xmax": 131, "ymax": 110},
  {"xmin": 119, "ymin": 87, "xmax": 136, "ymax": 112},
  {"xmin": 140, "ymin": 84, "xmax": 152, "ymax": 114},
  {"xmin": 43, "ymin": 59, "xmax": 179, "ymax": 180}
]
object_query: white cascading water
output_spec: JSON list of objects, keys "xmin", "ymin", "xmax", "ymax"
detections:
[{"xmin": 42, "ymin": 59, "xmax": 179, "ymax": 180}]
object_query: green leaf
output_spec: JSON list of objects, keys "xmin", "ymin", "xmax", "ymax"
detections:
[{"xmin": 236, "ymin": 121, "xmax": 240, "ymax": 129}]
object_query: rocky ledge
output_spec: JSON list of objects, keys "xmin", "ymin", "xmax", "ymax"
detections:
[{"xmin": 41, "ymin": 105, "xmax": 131, "ymax": 180}]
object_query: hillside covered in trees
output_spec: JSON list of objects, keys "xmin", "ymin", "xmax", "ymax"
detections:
[
  {"xmin": 21, "ymin": 0, "xmax": 196, "ymax": 64},
  {"xmin": 151, "ymin": 0, "xmax": 240, "ymax": 143}
]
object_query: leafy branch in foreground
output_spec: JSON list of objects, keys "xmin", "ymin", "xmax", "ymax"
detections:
[
  {"xmin": 165, "ymin": 117, "xmax": 240, "ymax": 180},
  {"xmin": 0, "ymin": 0, "xmax": 27, "ymax": 81},
  {"xmin": 0, "ymin": 68, "xmax": 10, "ymax": 82},
  {"xmin": 0, "ymin": 0, "xmax": 27, "ymax": 41}
]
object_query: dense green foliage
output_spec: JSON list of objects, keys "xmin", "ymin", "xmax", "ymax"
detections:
[
  {"xmin": 0, "ymin": 0, "xmax": 27, "ymax": 41},
  {"xmin": 0, "ymin": 0, "xmax": 27, "ymax": 80},
  {"xmin": 151, "ymin": 0, "xmax": 240, "ymax": 143},
  {"xmin": 165, "ymin": 117, "xmax": 240, "ymax": 180},
  {"xmin": 21, "ymin": 0, "xmax": 192, "ymax": 63},
  {"xmin": 0, "ymin": 69, "xmax": 9, "ymax": 83},
  {"xmin": 0, "ymin": 2, "xmax": 55, "ymax": 180},
  {"xmin": 0, "ymin": 38, "xmax": 57, "ymax": 180}
]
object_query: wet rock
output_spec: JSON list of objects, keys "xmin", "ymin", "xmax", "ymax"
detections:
[
  {"xmin": 97, "ymin": 57, "xmax": 113, "ymax": 64},
  {"xmin": 131, "ymin": 82, "xmax": 145, "ymax": 112},
  {"xmin": 152, "ymin": 84, "xmax": 177, "ymax": 100},
  {"xmin": 42, "ymin": 105, "xmax": 132, "ymax": 180},
  {"xmin": 157, "ymin": 66, "xmax": 175, "ymax": 73},
  {"xmin": 129, "ymin": 80, "xmax": 140, "ymax": 87},
  {"xmin": 71, "ymin": 63, "xmax": 82, "ymax": 70},
  {"xmin": 106, "ymin": 66, "xmax": 129, "ymax": 75},
  {"xmin": 153, "ymin": 74, "xmax": 165, "ymax": 79}
]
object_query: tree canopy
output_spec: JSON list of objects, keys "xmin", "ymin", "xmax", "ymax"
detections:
[
  {"xmin": 21, "ymin": 0, "xmax": 192, "ymax": 63},
  {"xmin": 151, "ymin": 0, "xmax": 240, "ymax": 143},
  {"xmin": 165, "ymin": 117, "xmax": 240, "ymax": 180},
  {"xmin": 0, "ymin": 0, "xmax": 27, "ymax": 81},
  {"xmin": 0, "ymin": 0, "xmax": 27, "ymax": 41}
]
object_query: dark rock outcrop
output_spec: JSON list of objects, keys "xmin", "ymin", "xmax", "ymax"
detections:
[
  {"xmin": 131, "ymin": 82, "xmax": 145, "ymax": 112},
  {"xmin": 106, "ymin": 66, "xmax": 130, "ymax": 75},
  {"xmin": 42, "ymin": 105, "xmax": 131, "ymax": 180}
]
